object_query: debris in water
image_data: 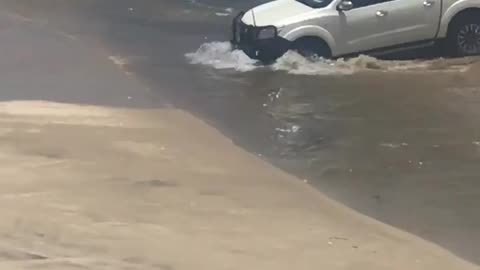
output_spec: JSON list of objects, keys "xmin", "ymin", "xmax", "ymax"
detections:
[
  {"xmin": 275, "ymin": 126, "xmax": 300, "ymax": 134},
  {"xmin": 380, "ymin": 142, "xmax": 408, "ymax": 149},
  {"xmin": 380, "ymin": 143, "xmax": 401, "ymax": 149},
  {"xmin": 215, "ymin": 12, "xmax": 230, "ymax": 17}
]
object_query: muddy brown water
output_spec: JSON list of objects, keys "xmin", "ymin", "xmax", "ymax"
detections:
[{"xmin": 1, "ymin": 0, "xmax": 480, "ymax": 264}]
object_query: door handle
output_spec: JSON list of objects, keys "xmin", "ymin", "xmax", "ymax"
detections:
[
  {"xmin": 423, "ymin": 1, "xmax": 434, "ymax": 7},
  {"xmin": 376, "ymin": 10, "xmax": 388, "ymax": 17}
]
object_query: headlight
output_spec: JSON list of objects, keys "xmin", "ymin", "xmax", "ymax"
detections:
[{"xmin": 257, "ymin": 26, "xmax": 277, "ymax": 40}]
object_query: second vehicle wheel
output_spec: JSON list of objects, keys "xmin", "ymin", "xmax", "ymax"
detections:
[
  {"xmin": 291, "ymin": 37, "xmax": 331, "ymax": 60},
  {"xmin": 446, "ymin": 14, "xmax": 480, "ymax": 57}
]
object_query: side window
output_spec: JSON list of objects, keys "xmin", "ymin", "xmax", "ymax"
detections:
[{"xmin": 351, "ymin": 0, "xmax": 392, "ymax": 9}]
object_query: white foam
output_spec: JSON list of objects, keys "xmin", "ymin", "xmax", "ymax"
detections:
[
  {"xmin": 186, "ymin": 41, "xmax": 478, "ymax": 75},
  {"xmin": 185, "ymin": 42, "xmax": 259, "ymax": 72}
]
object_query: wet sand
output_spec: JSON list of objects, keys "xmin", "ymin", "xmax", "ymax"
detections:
[
  {"xmin": 0, "ymin": 8, "xmax": 477, "ymax": 269},
  {"xmin": 0, "ymin": 100, "xmax": 477, "ymax": 270},
  {"xmin": 2, "ymin": 0, "xmax": 480, "ymax": 266}
]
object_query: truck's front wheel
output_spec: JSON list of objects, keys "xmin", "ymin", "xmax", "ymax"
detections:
[
  {"xmin": 291, "ymin": 37, "xmax": 331, "ymax": 60},
  {"xmin": 446, "ymin": 14, "xmax": 480, "ymax": 57}
]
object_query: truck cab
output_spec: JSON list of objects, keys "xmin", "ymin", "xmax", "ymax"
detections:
[{"xmin": 231, "ymin": 0, "xmax": 480, "ymax": 62}]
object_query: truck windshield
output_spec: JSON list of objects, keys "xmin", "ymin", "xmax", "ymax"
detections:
[{"xmin": 296, "ymin": 0, "xmax": 333, "ymax": 8}]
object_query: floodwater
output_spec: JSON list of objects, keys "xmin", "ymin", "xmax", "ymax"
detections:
[{"xmin": 2, "ymin": 0, "xmax": 480, "ymax": 264}]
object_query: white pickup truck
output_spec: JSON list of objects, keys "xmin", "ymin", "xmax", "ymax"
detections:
[{"xmin": 231, "ymin": 0, "xmax": 480, "ymax": 62}]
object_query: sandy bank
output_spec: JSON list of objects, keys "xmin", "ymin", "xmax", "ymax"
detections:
[{"xmin": 0, "ymin": 100, "xmax": 476, "ymax": 270}]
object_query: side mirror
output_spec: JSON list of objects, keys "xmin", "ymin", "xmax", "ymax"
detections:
[{"xmin": 337, "ymin": 0, "xmax": 354, "ymax": 11}]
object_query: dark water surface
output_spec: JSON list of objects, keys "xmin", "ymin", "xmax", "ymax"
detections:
[{"xmin": 2, "ymin": 0, "xmax": 480, "ymax": 264}]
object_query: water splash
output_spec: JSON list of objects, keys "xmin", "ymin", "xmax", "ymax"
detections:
[
  {"xmin": 274, "ymin": 52, "xmax": 477, "ymax": 74},
  {"xmin": 187, "ymin": 41, "xmax": 480, "ymax": 75},
  {"xmin": 185, "ymin": 42, "xmax": 259, "ymax": 72}
]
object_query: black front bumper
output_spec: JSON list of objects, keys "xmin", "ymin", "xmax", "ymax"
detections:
[{"xmin": 230, "ymin": 12, "xmax": 290, "ymax": 63}]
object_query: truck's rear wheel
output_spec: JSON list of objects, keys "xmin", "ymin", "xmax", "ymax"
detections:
[
  {"xmin": 291, "ymin": 37, "xmax": 331, "ymax": 59},
  {"xmin": 446, "ymin": 14, "xmax": 480, "ymax": 57}
]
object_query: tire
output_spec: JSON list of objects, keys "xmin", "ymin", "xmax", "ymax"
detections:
[
  {"xmin": 291, "ymin": 37, "xmax": 331, "ymax": 60},
  {"xmin": 445, "ymin": 13, "xmax": 480, "ymax": 57}
]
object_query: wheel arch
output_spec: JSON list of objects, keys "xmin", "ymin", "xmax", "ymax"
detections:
[
  {"xmin": 438, "ymin": 4, "xmax": 480, "ymax": 38},
  {"xmin": 281, "ymin": 25, "xmax": 337, "ymax": 56}
]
